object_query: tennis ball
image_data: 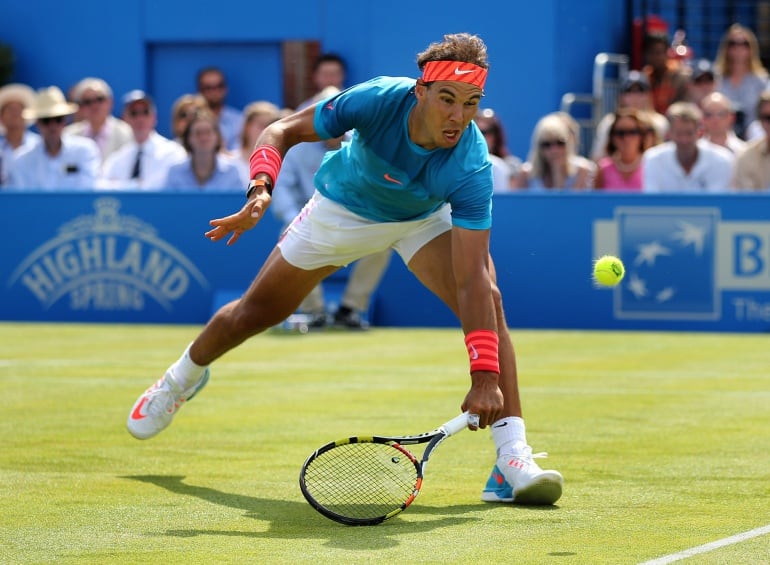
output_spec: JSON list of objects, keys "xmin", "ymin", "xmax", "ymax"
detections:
[{"xmin": 593, "ymin": 255, "xmax": 625, "ymax": 286}]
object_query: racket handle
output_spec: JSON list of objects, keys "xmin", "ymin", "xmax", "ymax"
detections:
[{"xmin": 442, "ymin": 412, "xmax": 478, "ymax": 436}]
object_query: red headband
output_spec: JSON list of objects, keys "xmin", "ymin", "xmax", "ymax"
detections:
[{"xmin": 421, "ymin": 60, "xmax": 488, "ymax": 89}]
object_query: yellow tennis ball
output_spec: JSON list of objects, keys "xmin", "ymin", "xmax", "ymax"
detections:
[{"xmin": 593, "ymin": 255, "xmax": 625, "ymax": 286}]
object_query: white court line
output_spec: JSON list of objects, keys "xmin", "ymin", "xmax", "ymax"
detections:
[{"xmin": 639, "ymin": 524, "xmax": 770, "ymax": 565}]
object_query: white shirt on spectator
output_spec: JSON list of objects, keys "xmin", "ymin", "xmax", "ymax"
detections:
[
  {"xmin": 98, "ymin": 131, "xmax": 186, "ymax": 190},
  {"xmin": 642, "ymin": 139, "xmax": 734, "ymax": 193},
  {"xmin": 8, "ymin": 136, "xmax": 100, "ymax": 190}
]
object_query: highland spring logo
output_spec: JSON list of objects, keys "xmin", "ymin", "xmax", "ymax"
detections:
[{"xmin": 7, "ymin": 198, "xmax": 209, "ymax": 312}]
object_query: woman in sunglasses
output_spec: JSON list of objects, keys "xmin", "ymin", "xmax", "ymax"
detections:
[
  {"xmin": 714, "ymin": 23, "xmax": 769, "ymax": 139},
  {"xmin": 594, "ymin": 108, "xmax": 649, "ymax": 191},
  {"xmin": 512, "ymin": 112, "xmax": 594, "ymax": 190}
]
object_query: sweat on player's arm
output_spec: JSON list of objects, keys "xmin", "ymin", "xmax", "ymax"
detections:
[{"xmin": 126, "ymin": 32, "xmax": 563, "ymax": 510}]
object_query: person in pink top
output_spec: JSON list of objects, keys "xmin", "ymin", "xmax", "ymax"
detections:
[{"xmin": 594, "ymin": 108, "xmax": 648, "ymax": 191}]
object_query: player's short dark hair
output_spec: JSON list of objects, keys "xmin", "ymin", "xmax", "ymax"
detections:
[{"xmin": 416, "ymin": 33, "xmax": 489, "ymax": 71}]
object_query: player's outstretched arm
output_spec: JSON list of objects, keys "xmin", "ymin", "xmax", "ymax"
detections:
[
  {"xmin": 451, "ymin": 227, "xmax": 504, "ymax": 427},
  {"xmin": 205, "ymin": 189, "xmax": 272, "ymax": 246},
  {"xmin": 205, "ymin": 104, "xmax": 323, "ymax": 246}
]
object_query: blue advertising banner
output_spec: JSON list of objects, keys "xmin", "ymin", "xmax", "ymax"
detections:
[{"xmin": 2, "ymin": 192, "xmax": 770, "ymax": 332}]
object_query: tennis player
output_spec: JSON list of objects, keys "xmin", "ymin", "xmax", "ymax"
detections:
[{"xmin": 127, "ymin": 33, "xmax": 563, "ymax": 505}]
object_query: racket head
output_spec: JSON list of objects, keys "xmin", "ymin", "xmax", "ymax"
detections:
[{"xmin": 299, "ymin": 436, "xmax": 423, "ymax": 526}]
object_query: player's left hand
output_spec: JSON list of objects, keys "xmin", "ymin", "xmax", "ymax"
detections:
[
  {"xmin": 461, "ymin": 371, "xmax": 504, "ymax": 429},
  {"xmin": 205, "ymin": 192, "xmax": 272, "ymax": 246}
]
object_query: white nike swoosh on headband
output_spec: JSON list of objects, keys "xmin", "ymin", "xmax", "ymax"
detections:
[{"xmin": 454, "ymin": 68, "xmax": 475, "ymax": 75}]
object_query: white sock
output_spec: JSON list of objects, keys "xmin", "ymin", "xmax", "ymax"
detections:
[
  {"xmin": 491, "ymin": 416, "xmax": 527, "ymax": 458},
  {"xmin": 167, "ymin": 343, "xmax": 207, "ymax": 390}
]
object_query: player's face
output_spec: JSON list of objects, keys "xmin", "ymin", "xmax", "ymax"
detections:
[{"xmin": 413, "ymin": 81, "xmax": 482, "ymax": 149}]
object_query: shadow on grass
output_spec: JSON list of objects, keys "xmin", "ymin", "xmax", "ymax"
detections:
[{"xmin": 121, "ymin": 474, "xmax": 522, "ymax": 549}]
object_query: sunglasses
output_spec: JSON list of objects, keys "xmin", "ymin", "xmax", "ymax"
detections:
[
  {"xmin": 727, "ymin": 39, "xmax": 750, "ymax": 48},
  {"xmin": 703, "ymin": 110, "xmax": 729, "ymax": 119},
  {"xmin": 200, "ymin": 82, "xmax": 225, "ymax": 91},
  {"xmin": 759, "ymin": 114, "xmax": 770, "ymax": 123},
  {"xmin": 176, "ymin": 110, "xmax": 194, "ymax": 120},
  {"xmin": 39, "ymin": 115, "xmax": 66, "ymax": 125},
  {"xmin": 540, "ymin": 139, "xmax": 566, "ymax": 149},
  {"xmin": 80, "ymin": 96, "xmax": 107, "ymax": 106},
  {"xmin": 612, "ymin": 128, "xmax": 641, "ymax": 138}
]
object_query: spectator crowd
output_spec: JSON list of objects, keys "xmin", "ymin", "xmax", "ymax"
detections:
[
  {"xmin": 3, "ymin": 24, "xmax": 770, "ymax": 195},
  {"xmin": 477, "ymin": 23, "xmax": 770, "ymax": 194}
]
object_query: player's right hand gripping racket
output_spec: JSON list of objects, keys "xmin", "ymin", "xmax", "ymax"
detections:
[{"xmin": 299, "ymin": 412, "xmax": 479, "ymax": 526}]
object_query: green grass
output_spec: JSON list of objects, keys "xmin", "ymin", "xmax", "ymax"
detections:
[{"xmin": 1, "ymin": 323, "xmax": 769, "ymax": 564}]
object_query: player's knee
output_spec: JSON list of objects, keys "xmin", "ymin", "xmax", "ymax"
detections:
[{"xmin": 228, "ymin": 302, "xmax": 279, "ymax": 337}]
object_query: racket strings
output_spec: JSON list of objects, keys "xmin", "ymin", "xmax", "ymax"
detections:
[{"xmin": 303, "ymin": 442, "xmax": 419, "ymax": 519}]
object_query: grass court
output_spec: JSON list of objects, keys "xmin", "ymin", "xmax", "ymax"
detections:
[{"xmin": 1, "ymin": 323, "xmax": 768, "ymax": 564}]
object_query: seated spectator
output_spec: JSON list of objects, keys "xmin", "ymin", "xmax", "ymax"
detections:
[
  {"xmin": 8, "ymin": 86, "xmax": 100, "ymax": 190},
  {"xmin": 642, "ymin": 31, "xmax": 689, "ymax": 114},
  {"xmin": 0, "ymin": 83, "xmax": 40, "ymax": 186},
  {"xmin": 473, "ymin": 108, "xmax": 521, "ymax": 192},
  {"xmin": 594, "ymin": 108, "xmax": 647, "ymax": 191},
  {"xmin": 700, "ymin": 92, "xmax": 747, "ymax": 154},
  {"xmin": 642, "ymin": 101, "xmax": 733, "ymax": 192},
  {"xmin": 714, "ymin": 24, "xmax": 769, "ymax": 139},
  {"xmin": 685, "ymin": 58, "xmax": 717, "ymax": 106},
  {"xmin": 235, "ymin": 100, "xmax": 283, "ymax": 183},
  {"xmin": 196, "ymin": 66, "xmax": 243, "ymax": 152},
  {"xmin": 98, "ymin": 90, "xmax": 186, "ymax": 190},
  {"xmin": 512, "ymin": 113, "xmax": 594, "ymax": 190},
  {"xmin": 554, "ymin": 110, "xmax": 597, "ymax": 178},
  {"xmin": 64, "ymin": 77, "xmax": 132, "ymax": 162},
  {"xmin": 164, "ymin": 108, "xmax": 242, "ymax": 191},
  {"xmin": 732, "ymin": 91, "xmax": 770, "ymax": 191},
  {"xmin": 297, "ymin": 53, "xmax": 347, "ymax": 110},
  {"xmin": 169, "ymin": 93, "xmax": 207, "ymax": 145},
  {"xmin": 591, "ymin": 71, "xmax": 668, "ymax": 161}
]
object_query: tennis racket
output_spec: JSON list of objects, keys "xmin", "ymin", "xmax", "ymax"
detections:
[{"xmin": 299, "ymin": 411, "xmax": 479, "ymax": 526}]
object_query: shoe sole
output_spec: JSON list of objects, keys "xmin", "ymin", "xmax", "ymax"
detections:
[
  {"xmin": 513, "ymin": 476, "xmax": 563, "ymax": 505},
  {"xmin": 481, "ymin": 491, "xmax": 514, "ymax": 503}
]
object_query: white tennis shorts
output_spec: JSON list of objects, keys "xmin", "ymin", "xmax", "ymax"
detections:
[{"xmin": 277, "ymin": 191, "xmax": 451, "ymax": 270}]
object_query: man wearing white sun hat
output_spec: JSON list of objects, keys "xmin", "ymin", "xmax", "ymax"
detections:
[
  {"xmin": 0, "ymin": 83, "xmax": 40, "ymax": 186},
  {"xmin": 7, "ymin": 86, "xmax": 100, "ymax": 190}
]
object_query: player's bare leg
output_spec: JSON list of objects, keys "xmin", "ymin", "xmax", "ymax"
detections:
[
  {"xmin": 409, "ymin": 232, "xmax": 563, "ymax": 505},
  {"xmin": 127, "ymin": 247, "xmax": 336, "ymax": 440},
  {"xmin": 190, "ymin": 248, "xmax": 337, "ymax": 365}
]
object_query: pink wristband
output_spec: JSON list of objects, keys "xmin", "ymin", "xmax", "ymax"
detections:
[
  {"xmin": 249, "ymin": 144, "xmax": 282, "ymax": 185},
  {"xmin": 464, "ymin": 329, "xmax": 500, "ymax": 374}
]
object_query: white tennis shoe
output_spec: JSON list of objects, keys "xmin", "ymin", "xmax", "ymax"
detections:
[
  {"xmin": 127, "ymin": 368, "xmax": 209, "ymax": 440},
  {"xmin": 494, "ymin": 447, "xmax": 563, "ymax": 505}
]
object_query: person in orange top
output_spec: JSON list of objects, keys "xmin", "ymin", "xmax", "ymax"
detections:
[{"xmin": 642, "ymin": 32, "xmax": 689, "ymax": 114}]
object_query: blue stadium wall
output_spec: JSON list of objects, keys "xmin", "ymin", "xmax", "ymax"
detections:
[
  {"xmin": 0, "ymin": 0, "xmax": 626, "ymax": 158},
  {"xmin": 3, "ymin": 192, "xmax": 770, "ymax": 333}
]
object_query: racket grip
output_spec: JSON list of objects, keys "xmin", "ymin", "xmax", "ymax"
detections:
[{"xmin": 442, "ymin": 412, "xmax": 477, "ymax": 436}]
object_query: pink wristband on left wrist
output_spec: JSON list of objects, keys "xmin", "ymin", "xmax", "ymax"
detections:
[{"xmin": 464, "ymin": 329, "xmax": 500, "ymax": 374}]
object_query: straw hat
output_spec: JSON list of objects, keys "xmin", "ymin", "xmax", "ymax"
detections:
[
  {"xmin": 22, "ymin": 86, "xmax": 79, "ymax": 120},
  {"xmin": 0, "ymin": 83, "xmax": 36, "ymax": 113}
]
